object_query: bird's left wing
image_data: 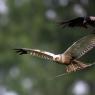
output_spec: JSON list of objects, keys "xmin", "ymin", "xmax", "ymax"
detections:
[
  {"xmin": 14, "ymin": 48, "xmax": 56, "ymax": 61},
  {"xmin": 63, "ymin": 33, "xmax": 95, "ymax": 59}
]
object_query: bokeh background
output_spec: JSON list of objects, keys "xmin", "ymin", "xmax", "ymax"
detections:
[{"xmin": 0, "ymin": 0, "xmax": 95, "ymax": 95}]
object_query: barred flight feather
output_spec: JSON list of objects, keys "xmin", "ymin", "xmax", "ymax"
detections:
[
  {"xmin": 79, "ymin": 43, "xmax": 95, "ymax": 57},
  {"xmin": 15, "ymin": 48, "xmax": 55, "ymax": 61}
]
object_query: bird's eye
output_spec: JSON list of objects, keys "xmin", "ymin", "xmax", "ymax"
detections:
[{"xmin": 55, "ymin": 57, "xmax": 59, "ymax": 61}]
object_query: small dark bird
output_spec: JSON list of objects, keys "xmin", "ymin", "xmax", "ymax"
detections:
[
  {"xmin": 14, "ymin": 33, "xmax": 95, "ymax": 73},
  {"xmin": 59, "ymin": 16, "xmax": 95, "ymax": 29}
]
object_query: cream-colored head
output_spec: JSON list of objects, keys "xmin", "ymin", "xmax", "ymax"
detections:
[
  {"xmin": 54, "ymin": 54, "xmax": 72, "ymax": 64},
  {"xmin": 53, "ymin": 54, "xmax": 66, "ymax": 63},
  {"xmin": 53, "ymin": 55, "xmax": 60, "ymax": 61}
]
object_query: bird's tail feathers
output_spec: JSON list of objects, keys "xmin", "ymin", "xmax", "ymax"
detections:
[{"xmin": 66, "ymin": 60, "xmax": 88, "ymax": 73}]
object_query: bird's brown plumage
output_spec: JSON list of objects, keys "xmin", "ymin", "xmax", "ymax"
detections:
[{"xmin": 14, "ymin": 33, "xmax": 95, "ymax": 73}]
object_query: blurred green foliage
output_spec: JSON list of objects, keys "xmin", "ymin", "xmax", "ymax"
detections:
[{"xmin": 0, "ymin": 0, "xmax": 95, "ymax": 95}]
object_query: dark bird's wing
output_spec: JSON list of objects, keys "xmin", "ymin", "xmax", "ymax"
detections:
[
  {"xmin": 63, "ymin": 33, "xmax": 95, "ymax": 59},
  {"xmin": 14, "ymin": 48, "xmax": 56, "ymax": 61},
  {"xmin": 59, "ymin": 17, "xmax": 87, "ymax": 28}
]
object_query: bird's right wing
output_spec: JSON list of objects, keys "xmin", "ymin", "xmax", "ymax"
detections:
[
  {"xmin": 14, "ymin": 48, "xmax": 56, "ymax": 61},
  {"xmin": 63, "ymin": 33, "xmax": 95, "ymax": 59}
]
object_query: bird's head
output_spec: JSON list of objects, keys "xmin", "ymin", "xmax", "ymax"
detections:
[
  {"xmin": 54, "ymin": 54, "xmax": 73, "ymax": 65},
  {"xmin": 54, "ymin": 54, "xmax": 68, "ymax": 64},
  {"xmin": 54, "ymin": 55, "xmax": 61, "ymax": 62}
]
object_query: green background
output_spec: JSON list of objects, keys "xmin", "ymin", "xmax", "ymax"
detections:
[{"xmin": 0, "ymin": 0, "xmax": 95, "ymax": 95}]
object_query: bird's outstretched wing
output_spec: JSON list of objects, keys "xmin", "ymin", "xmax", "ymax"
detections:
[
  {"xmin": 63, "ymin": 33, "xmax": 95, "ymax": 59},
  {"xmin": 58, "ymin": 17, "xmax": 87, "ymax": 28},
  {"xmin": 14, "ymin": 48, "xmax": 56, "ymax": 61}
]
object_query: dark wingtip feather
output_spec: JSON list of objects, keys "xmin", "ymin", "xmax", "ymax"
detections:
[
  {"xmin": 57, "ymin": 20, "xmax": 69, "ymax": 28},
  {"xmin": 13, "ymin": 48, "xmax": 28, "ymax": 55}
]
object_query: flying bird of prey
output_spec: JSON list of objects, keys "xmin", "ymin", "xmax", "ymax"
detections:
[
  {"xmin": 14, "ymin": 33, "xmax": 95, "ymax": 73},
  {"xmin": 59, "ymin": 16, "xmax": 95, "ymax": 29}
]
